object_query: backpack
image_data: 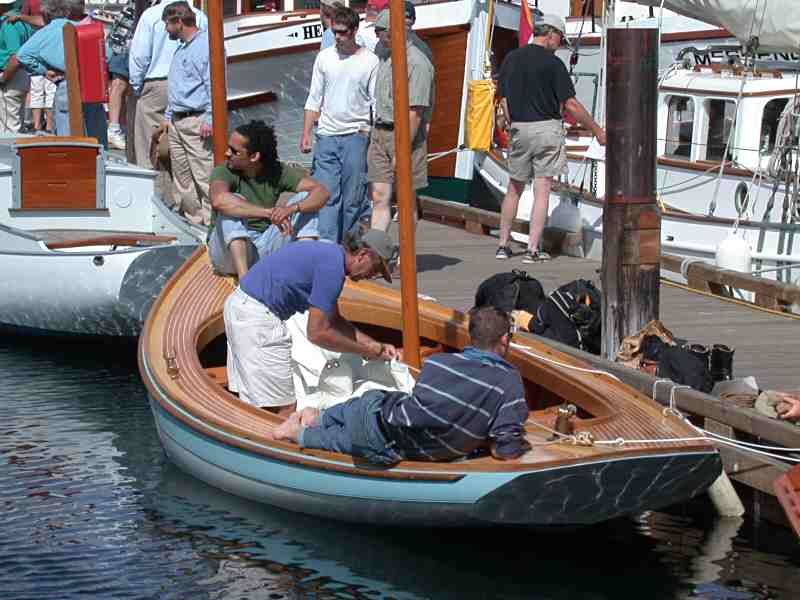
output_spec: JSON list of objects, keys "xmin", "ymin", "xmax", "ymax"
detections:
[
  {"xmin": 474, "ymin": 269, "xmax": 546, "ymax": 315},
  {"xmin": 531, "ymin": 279, "xmax": 602, "ymax": 354}
]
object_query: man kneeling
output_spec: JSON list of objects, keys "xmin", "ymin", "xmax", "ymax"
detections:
[{"xmin": 274, "ymin": 306, "xmax": 532, "ymax": 464}]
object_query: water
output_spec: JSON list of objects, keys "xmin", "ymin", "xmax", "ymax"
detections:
[{"xmin": 1, "ymin": 337, "xmax": 798, "ymax": 600}]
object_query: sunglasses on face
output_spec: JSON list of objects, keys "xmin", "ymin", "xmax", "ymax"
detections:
[
  {"xmin": 228, "ymin": 145, "xmax": 247, "ymax": 156},
  {"xmin": 332, "ymin": 27, "xmax": 353, "ymax": 35}
]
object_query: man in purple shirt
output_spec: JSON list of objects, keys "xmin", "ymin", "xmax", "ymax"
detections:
[{"xmin": 225, "ymin": 229, "xmax": 399, "ymax": 416}]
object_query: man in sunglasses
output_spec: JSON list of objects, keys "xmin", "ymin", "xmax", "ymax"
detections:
[
  {"xmin": 209, "ymin": 120, "xmax": 329, "ymax": 279},
  {"xmin": 274, "ymin": 305, "xmax": 531, "ymax": 465},
  {"xmin": 301, "ymin": 6, "xmax": 378, "ymax": 243}
]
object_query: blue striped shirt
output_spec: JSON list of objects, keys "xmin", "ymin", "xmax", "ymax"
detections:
[
  {"xmin": 165, "ymin": 29, "xmax": 211, "ymax": 125},
  {"xmin": 381, "ymin": 348, "xmax": 530, "ymax": 461}
]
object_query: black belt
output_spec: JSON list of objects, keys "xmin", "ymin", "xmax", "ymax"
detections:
[
  {"xmin": 172, "ymin": 110, "xmax": 203, "ymax": 121},
  {"xmin": 375, "ymin": 122, "xmax": 394, "ymax": 131},
  {"xmin": 144, "ymin": 76, "xmax": 167, "ymax": 82}
]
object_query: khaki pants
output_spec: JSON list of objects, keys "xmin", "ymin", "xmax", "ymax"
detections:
[
  {"xmin": 133, "ymin": 79, "xmax": 168, "ymax": 168},
  {"xmin": 0, "ymin": 69, "xmax": 29, "ymax": 133},
  {"xmin": 168, "ymin": 114, "xmax": 213, "ymax": 226}
]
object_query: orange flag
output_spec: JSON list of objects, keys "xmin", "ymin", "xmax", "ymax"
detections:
[{"xmin": 519, "ymin": 0, "xmax": 534, "ymax": 47}]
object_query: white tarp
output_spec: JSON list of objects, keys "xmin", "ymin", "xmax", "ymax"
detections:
[
  {"xmin": 635, "ymin": 1, "xmax": 800, "ymax": 53},
  {"xmin": 286, "ymin": 312, "xmax": 415, "ymax": 410}
]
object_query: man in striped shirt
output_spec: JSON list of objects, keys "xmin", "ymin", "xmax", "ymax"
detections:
[{"xmin": 274, "ymin": 306, "xmax": 531, "ymax": 464}]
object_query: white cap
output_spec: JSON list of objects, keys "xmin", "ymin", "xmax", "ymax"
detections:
[{"xmin": 538, "ymin": 13, "xmax": 567, "ymax": 37}]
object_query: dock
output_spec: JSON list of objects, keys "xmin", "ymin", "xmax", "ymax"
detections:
[{"xmin": 396, "ymin": 218, "xmax": 800, "ymax": 392}]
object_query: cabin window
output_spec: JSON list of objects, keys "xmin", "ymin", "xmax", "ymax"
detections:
[
  {"xmin": 665, "ymin": 96, "xmax": 694, "ymax": 158},
  {"xmin": 249, "ymin": 0, "xmax": 280, "ymax": 11},
  {"xmin": 760, "ymin": 98, "xmax": 789, "ymax": 155},
  {"xmin": 705, "ymin": 99, "xmax": 736, "ymax": 162},
  {"xmin": 224, "ymin": 0, "xmax": 238, "ymax": 16}
]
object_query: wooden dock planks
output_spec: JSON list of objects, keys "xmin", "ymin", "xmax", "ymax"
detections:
[{"xmin": 396, "ymin": 219, "xmax": 800, "ymax": 391}]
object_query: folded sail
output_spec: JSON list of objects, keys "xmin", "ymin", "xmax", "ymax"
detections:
[{"xmin": 635, "ymin": 1, "xmax": 800, "ymax": 53}]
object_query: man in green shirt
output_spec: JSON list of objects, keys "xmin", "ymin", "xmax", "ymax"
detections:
[
  {"xmin": 209, "ymin": 120, "xmax": 330, "ymax": 278},
  {"xmin": 0, "ymin": 0, "xmax": 34, "ymax": 133}
]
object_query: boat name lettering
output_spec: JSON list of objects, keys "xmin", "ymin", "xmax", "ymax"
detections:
[
  {"xmin": 693, "ymin": 49, "xmax": 800, "ymax": 65},
  {"xmin": 302, "ymin": 24, "xmax": 323, "ymax": 40}
]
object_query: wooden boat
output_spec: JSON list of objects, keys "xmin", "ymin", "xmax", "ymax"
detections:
[
  {"xmin": 0, "ymin": 136, "xmax": 202, "ymax": 337},
  {"xmin": 138, "ymin": 246, "xmax": 722, "ymax": 527}
]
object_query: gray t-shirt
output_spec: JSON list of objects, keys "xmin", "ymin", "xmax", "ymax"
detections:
[{"xmin": 374, "ymin": 42, "xmax": 435, "ymax": 145}]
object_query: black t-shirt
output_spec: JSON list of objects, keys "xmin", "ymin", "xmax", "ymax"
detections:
[{"xmin": 498, "ymin": 44, "xmax": 576, "ymax": 122}]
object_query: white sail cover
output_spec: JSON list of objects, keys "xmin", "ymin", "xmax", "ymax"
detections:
[{"xmin": 635, "ymin": 1, "xmax": 800, "ymax": 52}]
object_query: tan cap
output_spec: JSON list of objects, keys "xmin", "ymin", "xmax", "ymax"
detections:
[{"xmin": 361, "ymin": 228, "xmax": 396, "ymax": 282}]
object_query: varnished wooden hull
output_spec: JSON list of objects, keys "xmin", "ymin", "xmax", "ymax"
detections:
[{"xmin": 139, "ymin": 247, "xmax": 721, "ymax": 527}]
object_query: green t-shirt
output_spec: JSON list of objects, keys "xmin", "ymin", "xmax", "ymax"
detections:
[{"xmin": 210, "ymin": 162, "xmax": 305, "ymax": 233}]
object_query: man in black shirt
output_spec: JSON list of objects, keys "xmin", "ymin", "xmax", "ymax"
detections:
[{"xmin": 496, "ymin": 14, "xmax": 605, "ymax": 263}]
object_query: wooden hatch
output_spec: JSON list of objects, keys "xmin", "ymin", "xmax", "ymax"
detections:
[{"xmin": 12, "ymin": 136, "xmax": 104, "ymax": 211}]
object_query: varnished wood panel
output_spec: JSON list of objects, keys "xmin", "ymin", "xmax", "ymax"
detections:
[
  {"xmin": 18, "ymin": 145, "xmax": 98, "ymax": 210},
  {"xmin": 420, "ymin": 28, "xmax": 468, "ymax": 178}
]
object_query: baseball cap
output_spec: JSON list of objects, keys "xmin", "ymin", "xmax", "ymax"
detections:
[
  {"xmin": 374, "ymin": 8, "xmax": 389, "ymax": 31},
  {"xmin": 361, "ymin": 229, "xmax": 397, "ymax": 283},
  {"xmin": 404, "ymin": 0, "xmax": 416, "ymax": 21},
  {"xmin": 367, "ymin": 0, "xmax": 390, "ymax": 11}
]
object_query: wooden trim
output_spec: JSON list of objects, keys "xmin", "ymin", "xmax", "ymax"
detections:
[
  {"xmin": 14, "ymin": 136, "xmax": 98, "ymax": 146},
  {"xmin": 657, "ymin": 156, "xmax": 753, "ymax": 178},
  {"xmin": 568, "ymin": 27, "xmax": 731, "ymax": 47},
  {"xmin": 46, "ymin": 234, "xmax": 176, "ymax": 250},
  {"xmin": 660, "ymin": 85, "xmax": 798, "ymax": 99},
  {"xmin": 227, "ymin": 91, "xmax": 277, "ymax": 110}
]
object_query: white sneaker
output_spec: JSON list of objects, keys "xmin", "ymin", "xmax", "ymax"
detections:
[{"xmin": 108, "ymin": 129, "xmax": 126, "ymax": 150}]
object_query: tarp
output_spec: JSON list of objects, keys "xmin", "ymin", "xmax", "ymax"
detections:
[
  {"xmin": 634, "ymin": 1, "xmax": 800, "ymax": 53},
  {"xmin": 466, "ymin": 79, "xmax": 495, "ymax": 152},
  {"xmin": 286, "ymin": 312, "xmax": 414, "ymax": 410}
]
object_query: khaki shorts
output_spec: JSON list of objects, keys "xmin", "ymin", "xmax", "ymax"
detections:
[
  {"xmin": 224, "ymin": 287, "xmax": 295, "ymax": 408},
  {"xmin": 367, "ymin": 127, "xmax": 428, "ymax": 190},
  {"xmin": 508, "ymin": 120, "xmax": 566, "ymax": 182}
]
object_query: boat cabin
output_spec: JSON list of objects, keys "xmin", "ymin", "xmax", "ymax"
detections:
[{"xmin": 657, "ymin": 66, "xmax": 797, "ymax": 172}]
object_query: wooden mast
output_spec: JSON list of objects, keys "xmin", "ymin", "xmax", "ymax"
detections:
[
  {"xmin": 388, "ymin": 0, "xmax": 421, "ymax": 369},
  {"xmin": 62, "ymin": 23, "xmax": 85, "ymax": 137},
  {"xmin": 208, "ymin": 0, "xmax": 228, "ymax": 165}
]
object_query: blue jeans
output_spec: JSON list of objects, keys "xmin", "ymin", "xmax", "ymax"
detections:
[
  {"xmin": 312, "ymin": 132, "xmax": 370, "ymax": 243},
  {"xmin": 207, "ymin": 191, "xmax": 319, "ymax": 275},
  {"xmin": 54, "ymin": 81, "xmax": 108, "ymax": 149},
  {"xmin": 299, "ymin": 390, "xmax": 403, "ymax": 466}
]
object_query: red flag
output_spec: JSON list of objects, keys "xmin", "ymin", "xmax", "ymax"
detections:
[{"xmin": 519, "ymin": 0, "xmax": 534, "ymax": 47}]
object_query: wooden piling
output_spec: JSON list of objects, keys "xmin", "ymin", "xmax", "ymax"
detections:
[{"xmin": 601, "ymin": 28, "xmax": 661, "ymax": 361}]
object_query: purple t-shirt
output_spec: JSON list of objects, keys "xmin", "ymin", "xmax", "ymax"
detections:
[{"xmin": 239, "ymin": 241, "xmax": 346, "ymax": 320}]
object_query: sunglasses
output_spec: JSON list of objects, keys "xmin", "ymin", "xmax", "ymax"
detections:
[{"xmin": 332, "ymin": 27, "xmax": 354, "ymax": 35}]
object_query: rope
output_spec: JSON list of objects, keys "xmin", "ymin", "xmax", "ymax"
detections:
[
  {"xmin": 509, "ymin": 341, "xmax": 621, "ymax": 382},
  {"xmin": 427, "ymin": 147, "xmax": 463, "ymax": 163},
  {"xmin": 679, "ymin": 257, "xmax": 707, "ymax": 280}
]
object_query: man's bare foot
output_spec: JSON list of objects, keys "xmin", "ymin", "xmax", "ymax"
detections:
[
  {"xmin": 274, "ymin": 412, "xmax": 303, "ymax": 442},
  {"xmin": 298, "ymin": 407, "xmax": 320, "ymax": 427}
]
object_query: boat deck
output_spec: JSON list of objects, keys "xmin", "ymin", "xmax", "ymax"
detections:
[{"xmin": 395, "ymin": 219, "xmax": 800, "ymax": 392}]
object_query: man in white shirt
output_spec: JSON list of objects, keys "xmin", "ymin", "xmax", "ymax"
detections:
[
  {"xmin": 300, "ymin": 6, "xmax": 378, "ymax": 243},
  {"xmin": 355, "ymin": 0, "xmax": 387, "ymax": 52},
  {"xmin": 128, "ymin": 0, "xmax": 207, "ymax": 168}
]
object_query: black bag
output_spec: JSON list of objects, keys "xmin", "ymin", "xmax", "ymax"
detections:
[
  {"xmin": 657, "ymin": 346, "xmax": 713, "ymax": 393},
  {"xmin": 530, "ymin": 279, "xmax": 602, "ymax": 354},
  {"xmin": 474, "ymin": 269, "xmax": 546, "ymax": 315}
]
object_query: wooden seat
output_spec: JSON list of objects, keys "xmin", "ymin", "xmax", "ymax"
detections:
[{"xmin": 13, "ymin": 136, "xmax": 102, "ymax": 211}]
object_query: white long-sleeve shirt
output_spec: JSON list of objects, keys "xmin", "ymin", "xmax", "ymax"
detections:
[
  {"xmin": 304, "ymin": 46, "xmax": 378, "ymax": 137},
  {"xmin": 128, "ymin": 0, "xmax": 208, "ymax": 95}
]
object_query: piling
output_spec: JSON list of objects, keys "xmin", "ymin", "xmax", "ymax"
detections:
[{"xmin": 601, "ymin": 28, "xmax": 661, "ymax": 360}]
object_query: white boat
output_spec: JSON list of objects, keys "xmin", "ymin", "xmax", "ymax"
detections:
[
  {"xmin": 474, "ymin": 0, "xmax": 800, "ymax": 288},
  {"xmin": 0, "ymin": 136, "xmax": 203, "ymax": 336}
]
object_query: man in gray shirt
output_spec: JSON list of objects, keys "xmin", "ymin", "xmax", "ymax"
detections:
[{"xmin": 367, "ymin": 8, "xmax": 434, "ymax": 233}]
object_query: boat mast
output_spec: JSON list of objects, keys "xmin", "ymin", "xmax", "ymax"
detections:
[
  {"xmin": 388, "ymin": 0, "xmax": 421, "ymax": 369},
  {"xmin": 208, "ymin": 0, "xmax": 228, "ymax": 165}
]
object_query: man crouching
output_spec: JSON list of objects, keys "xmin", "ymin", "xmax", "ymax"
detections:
[{"xmin": 274, "ymin": 306, "xmax": 532, "ymax": 464}]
